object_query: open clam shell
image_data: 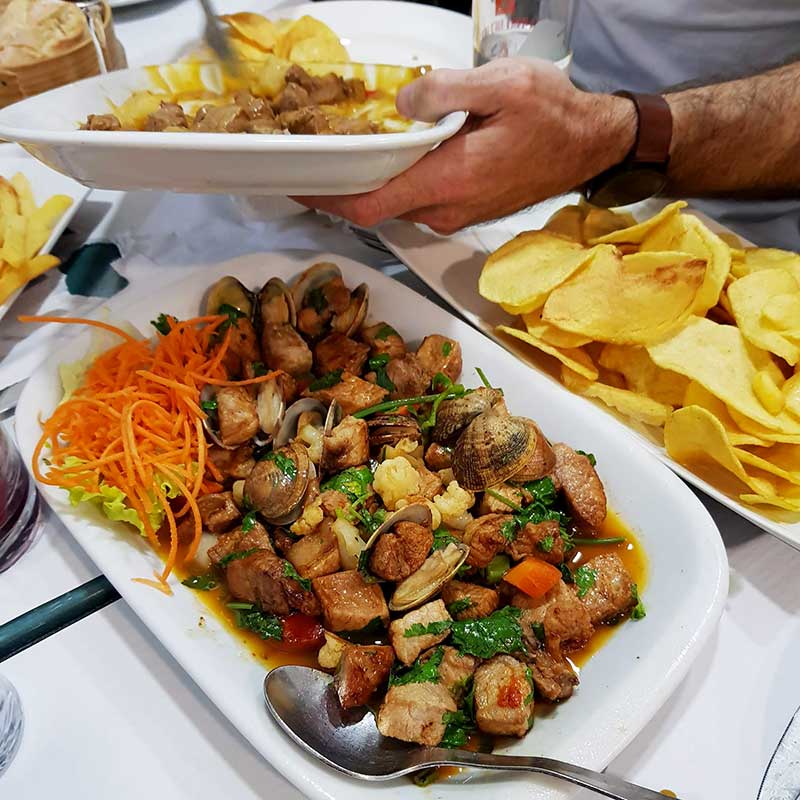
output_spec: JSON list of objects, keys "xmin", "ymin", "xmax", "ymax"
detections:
[
  {"xmin": 259, "ymin": 277, "xmax": 296, "ymax": 328},
  {"xmin": 199, "ymin": 385, "xmax": 235, "ymax": 450},
  {"xmin": 203, "ymin": 275, "xmax": 255, "ymax": 319},
  {"xmin": 290, "ymin": 262, "xmax": 342, "ymax": 311},
  {"xmin": 451, "ymin": 407, "xmax": 539, "ymax": 490},
  {"xmin": 331, "ymin": 282, "xmax": 369, "ymax": 338},
  {"xmin": 367, "ymin": 414, "xmax": 421, "ymax": 449},
  {"xmin": 244, "ymin": 441, "xmax": 313, "ymax": 525},
  {"xmin": 255, "ymin": 376, "xmax": 287, "ymax": 443},
  {"xmin": 273, "ymin": 399, "xmax": 327, "ymax": 448},
  {"xmin": 362, "ymin": 501, "xmax": 432, "ymax": 552},
  {"xmin": 432, "ymin": 387, "xmax": 504, "ymax": 444},
  {"xmin": 389, "ymin": 541, "xmax": 469, "ymax": 612}
]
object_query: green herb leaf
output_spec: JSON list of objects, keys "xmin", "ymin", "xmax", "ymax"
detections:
[
  {"xmin": 484, "ymin": 553, "xmax": 510, "ymax": 585},
  {"xmin": 559, "ymin": 563, "xmax": 574, "ymax": 583},
  {"xmin": 486, "ymin": 488, "xmax": 522, "ymax": 512},
  {"xmin": 262, "ymin": 451, "xmax": 297, "ymax": 479},
  {"xmin": 231, "ymin": 605, "xmax": 283, "ymax": 641},
  {"xmin": 475, "ymin": 366, "xmax": 492, "ymax": 389},
  {"xmin": 440, "ymin": 709, "xmax": 472, "ymax": 748},
  {"xmin": 357, "ymin": 548, "xmax": 378, "ymax": 584},
  {"xmin": 241, "ymin": 510, "xmax": 257, "ymax": 532},
  {"xmin": 531, "ymin": 621, "xmax": 546, "ymax": 643},
  {"xmin": 450, "ymin": 606, "xmax": 523, "ymax": 659},
  {"xmin": 251, "ymin": 361, "xmax": 267, "ymax": 377},
  {"xmin": 368, "ymin": 353, "xmax": 391, "ymax": 369},
  {"xmin": 307, "ymin": 286, "xmax": 328, "ymax": 314},
  {"xmin": 446, "ymin": 597, "xmax": 473, "ymax": 616},
  {"xmin": 432, "ymin": 527, "xmax": 461, "ymax": 551},
  {"xmin": 388, "ymin": 646, "xmax": 444, "ymax": 687},
  {"xmin": 538, "ymin": 533, "xmax": 554, "ymax": 553},
  {"xmin": 200, "ymin": 398, "xmax": 218, "ymax": 415},
  {"xmin": 217, "ymin": 303, "xmax": 246, "ymax": 331},
  {"xmin": 181, "ymin": 573, "xmax": 217, "ymax": 591},
  {"xmin": 524, "ymin": 665, "xmax": 535, "ymax": 706},
  {"xmin": 441, "ymin": 341, "xmax": 453, "ymax": 357},
  {"xmin": 403, "ymin": 620, "xmax": 452, "ymax": 638},
  {"xmin": 500, "ymin": 518, "xmax": 518, "ymax": 542},
  {"xmin": 411, "ymin": 768, "xmax": 439, "ymax": 787},
  {"xmin": 631, "ymin": 583, "xmax": 646, "ymax": 620},
  {"xmin": 572, "ymin": 536, "xmax": 626, "ymax": 546},
  {"xmin": 150, "ymin": 313, "xmax": 173, "ymax": 335},
  {"xmin": 367, "ymin": 353, "xmax": 396, "ymax": 393},
  {"xmin": 523, "ymin": 476, "xmax": 557, "ymax": 506},
  {"xmin": 282, "ymin": 560, "xmax": 312, "ymax": 591},
  {"xmin": 574, "ymin": 565, "xmax": 598, "ymax": 598},
  {"xmin": 576, "ymin": 449, "xmax": 597, "ymax": 467},
  {"xmin": 309, "ymin": 369, "xmax": 343, "ymax": 392},
  {"xmin": 219, "ymin": 547, "xmax": 260, "ymax": 567},
  {"xmin": 374, "ymin": 324, "xmax": 397, "ymax": 341},
  {"xmin": 321, "ymin": 466, "xmax": 373, "ymax": 502}
]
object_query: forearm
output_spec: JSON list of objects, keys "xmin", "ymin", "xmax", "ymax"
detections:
[{"xmin": 665, "ymin": 60, "xmax": 800, "ymax": 195}]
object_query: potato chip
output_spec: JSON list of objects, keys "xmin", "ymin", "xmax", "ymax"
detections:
[
  {"xmin": 113, "ymin": 91, "xmax": 164, "ymax": 129},
  {"xmin": 736, "ymin": 447, "xmax": 800, "ymax": 486},
  {"xmin": 478, "ymin": 231, "xmax": 592, "ymax": 314},
  {"xmin": 497, "ymin": 325, "xmax": 599, "ymax": 380},
  {"xmin": 648, "ymin": 317, "xmax": 800, "ymax": 434},
  {"xmin": 681, "ymin": 381, "xmax": 771, "ymax": 446},
  {"xmin": 0, "ymin": 179, "xmax": 18, "ymax": 218},
  {"xmin": 1, "ymin": 214, "xmax": 25, "ymax": 268},
  {"xmin": 228, "ymin": 32, "xmax": 272, "ymax": 61},
  {"xmin": 639, "ymin": 212, "xmax": 731, "ymax": 314},
  {"xmin": 290, "ymin": 35, "xmax": 349, "ymax": 62},
  {"xmin": 10, "ymin": 173, "xmax": 34, "ymax": 218},
  {"xmin": 561, "ymin": 366, "xmax": 671, "ymax": 426},
  {"xmin": 784, "ymin": 373, "xmax": 800, "ymax": 419},
  {"xmin": 742, "ymin": 247, "xmax": 800, "ymax": 283},
  {"xmin": 727, "ymin": 268, "xmax": 800, "ymax": 364},
  {"xmin": 521, "ymin": 310, "xmax": 592, "ymax": 348},
  {"xmin": 599, "ymin": 343, "xmax": 689, "ymax": 405},
  {"xmin": 727, "ymin": 407, "xmax": 800, "ymax": 443},
  {"xmin": 588, "ymin": 200, "xmax": 687, "ymax": 245},
  {"xmin": 752, "ymin": 369, "xmax": 785, "ymax": 415},
  {"xmin": 543, "ymin": 204, "xmax": 584, "ymax": 242},
  {"xmin": 541, "ymin": 245, "xmax": 704, "ymax": 345},
  {"xmin": 762, "ymin": 291, "xmax": 800, "ymax": 331},
  {"xmin": 275, "ymin": 15, "xmax": 343, "ymax": 60},
  {"xmin": 740, "ymin": 492, "xmax": 800, "ymax": 512},
  {"xmin": 582, "ymin": 207, "xmax": 637, "ymax": 242},
  {"xmin": 220, "ymin": 12, "xmax": 279, "ymax": 51}
]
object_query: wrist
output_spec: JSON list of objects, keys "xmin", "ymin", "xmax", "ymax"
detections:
[{"xmin": 580, "ymin": 93, "xmax": 638, "ymax": 182}]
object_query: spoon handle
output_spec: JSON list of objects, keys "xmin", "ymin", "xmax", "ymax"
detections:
[{"xmin": 427, "ymin": 750, "xmax": 676, "ymax": 800}]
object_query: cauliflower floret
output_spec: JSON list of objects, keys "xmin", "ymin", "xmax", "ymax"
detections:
[
  {"xmin": 432, "ymin": 481, "xmax": 475, "ymax": 530},
  {"xmin": 383, "ymin": 437, "xmax": 424, "ymax": 466},
  {"xmin": 397, "ymin": 497, "xmax": 442, "ymax": 530},
  {"xmin": 297, "ymin": 411, "xmax": 324, "ymax": 464},
  {"xmin": 332, "ymin": 516, "xmax": 365, "ymax": 570},
  {"xmin": 290, "ymin": 496, "xmax": 324, "ymax": 536},
  {"xmin": 318, "ymin": 631, "xmax": 348, "ymax": 670},
  {"xmin": 373, "ymin": 456, "xmax": 421, "ymax": 510}
]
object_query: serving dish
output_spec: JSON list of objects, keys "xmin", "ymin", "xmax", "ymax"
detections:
[{"xmin": 16, "ymin": 249, "xmax": 727, "ymax": 800}]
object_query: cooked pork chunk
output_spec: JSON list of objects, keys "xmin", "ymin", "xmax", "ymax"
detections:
[
  {"xmin": 207, "ymin": 520, "xmax": 272, "ymax": 566},
  {"xmin": 314, "ymin": 332, "xmax": 370, "ymax": 376},
  {"xmin": 552, "ymin": 443, "xmax": 607, "ymax": 529},
  {"xmin": 225, "ymin": 550, "xmax": 321, "ymax": 616},
  {"xmin": 520, "ymin": 628, "xmax": 579, "ymax": 701},
  {"xmin": 473, "ymin": 655, "xmax": 533, "ymax": 737},
  {"xmin": 578, "ymin": 553, "xmax": 635, "ymax": 624},
  {"xmin": 287, "ymin": 520, "xmax": 340, "ymax": 579},
  {"xmin": 420, "ymin": 645, "xmax": 477, "ymax": 698},
  {"xmin": 369, "ymin": 521, "xmax": 433, "ymax": 582},
  {"xmin": 505, "ymin": 520, "xmax": 565, "ymax": 564},
  {"xmin": 477, "ymin": 482, "xmax": 527, "ymax": 515},
  {"xmin": 207, "ymin": 444, "xmax": 255, "ymax": 481},
  {"xmin": 233, "ymin": 89, "xmax": 274, "ymax": 120},
  {"xmin": 182, "ymin": 491, "xmax": 241, "ymax": 535},
  {"xmin": 221, "ymin": 317, "xmax": 261, "ymax": 378},
  {"xmin": 335, "ymin": 644, "xmax": 394, "ymax": 709},
  {"xmin": 306, "ymin": 371, "xmax": 388, "ymax": 415},
  {"xmin": 312, "ymin": 570, "xmax": 390, "ymax": 632},
  {"xmin": 424, "ymin": 443, "xmax": 453, "ymax": 471},
  {"xmin": 464, "ymin": 514, "xmax": 510, "ymax": 568},
  {"xmin": 441, "ymin": 579, "xmax": 499, "ymax": 620},
  {"xmin": 273, "ymin": 81, "xmax": 312, "ymax": 113},
  {"xmin": 360, "ymin": 322, "xmax": 406, "ymax": 360},
  {"xmin": 389, "ymin": 600, "xmax": 452, "ymax": 666},
  {"xmin": 415, "ymin": 335, "xmax": 462, "ymax": 383},
  {"xmin": 319, "ymin": 489, "xmax": 350, "ymax": 518},
  {"xmin": 216, "ymin": 386, "xmax": 259, "ymax": 447},
  {"xmin": 144, "ymin": 102, "xmax": 188, "ymax": 131},
  {"xmin": 192, "ymin": 103, "xmax": 250, "ymax": 132},
  {"xmin": 385, "ymin": 354, "xmax": 431, "ymax": 399},
  {"xmin": 322, "ymin": 415, "xmax": 370, "ymax": 472},
  {"xmin": 262, "ymin": 323, "xmax": 313, "ymax": 377},
  {"xmin": 415, "ymin": 465, "xmax": 443, "ymax": 500},
  {"xmin": 376, "ymin": 682, "xmax": 456, "ymax": 747},
  {"xmin": 84, "ymin": 113, "xmax": 121, "ymax": 130}
]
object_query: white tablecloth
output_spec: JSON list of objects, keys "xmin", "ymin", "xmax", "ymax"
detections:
[{"xmin": 2, "ymin": 4, "xmax": 800, "ymax": 799}]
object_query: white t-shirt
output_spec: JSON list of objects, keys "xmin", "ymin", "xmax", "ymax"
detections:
[{"xmin": 569, "ymin": 0, "xmax": 800, "ymax": 249}]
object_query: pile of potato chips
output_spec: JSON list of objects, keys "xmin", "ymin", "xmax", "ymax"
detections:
[
  {"xmin": 0, "ymin": 173, "xmax": 72, "ymax": 307},
  {"xmin": 480, "ymin": 200, "xmax": 800, "ymax": 516}
]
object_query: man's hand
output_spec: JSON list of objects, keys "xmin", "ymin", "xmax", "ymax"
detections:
[{"xmin": 294, "ymin": 59, "xmax": 636, "ymax": 234}]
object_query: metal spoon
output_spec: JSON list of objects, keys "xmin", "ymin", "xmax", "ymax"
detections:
[{"xmin": 263, "ymin": 665, "xmax": 678, "ymax": 800}]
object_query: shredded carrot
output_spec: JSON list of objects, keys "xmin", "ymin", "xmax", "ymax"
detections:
[{"xmin": 23, "ymin": 312, "xmax": 236, "ymax": 586}]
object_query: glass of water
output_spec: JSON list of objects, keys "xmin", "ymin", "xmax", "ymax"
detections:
[{"xmin": 472, "ymin": 0, "xmax": 576, "ymax": 69}]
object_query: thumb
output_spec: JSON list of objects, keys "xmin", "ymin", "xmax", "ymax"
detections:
[{"xmin": 396, "ymin": 61, "xmax": 515, "ymax": 122}]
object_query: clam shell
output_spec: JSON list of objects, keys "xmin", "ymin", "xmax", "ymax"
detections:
[
  {"xmin": 256, "ymin": 376, "xmax": 286, "ymax": 440},
  {"xmin": 199, "ymin": 385, "xmax": 235, "ymax": 450},
  {"xmin": 274, "ymin": 398, "xmax": 327, "ymax": 448},
  {"xmin": 290, "ymin": 262, "xmax": 342, "ymax": 310},
  {"xmin": 432, "ymin": 387, "xmax": 504, "ymax": 444},
  {"xmin": 451, "ymin": 408, "xmax": 539, "ymax": 490},
  {"xmin": 203, "ymin": 275, "xmax": 254, "ymax": 319},
  {"xmin": 367, "ymin": 414, "xmax": 421, "ymax": 448},
  {"xmin": 509, "ymin": 420, "xmax": 556, "ymax": 483},
  {"xmin": 331, "ymin": 282, "xmax": 369, "ymax": 338},
  {"xmin": 244, "ymin": 442, "xmax": 312, "ymax": 525},
  {"xmin": 389, "ymin": 541, "xmax": 469, "ymax": 612},
  {"xmin": 363, "ymin": 502, "xmax": 432, "ymax": 551},
  {"xmin": 259, "ymin": 277, "xmax": 296, "ymax": 328}
]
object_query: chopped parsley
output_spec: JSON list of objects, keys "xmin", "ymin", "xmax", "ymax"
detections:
[
  {"xmin": 200, "ymin": 398, "xmax": 217, "ymax": 415},
  {"xmin": 432, "ymin": 527, "xmax": 461, "ymax": 551},
  {"xmin": 576, "ymin": 449, "xmax": 597, "ymax": 467},
  {"xmin": 538, "ymin": 533, "xmax": 555, "ymax": 553},
  {"xmin": 240, "ymin": 510, "xmax": 257, "ymax": 532},
  {"xmin": 374, "ymin": 324, "xmax": 397, "ymax": 341},
  {"xmin": 450, "ymin": 606, "xmax": 524, "ymax": 659},
  {"xmin": 309, "ymin": 369, "xmax": 343, "ymax": 391},
  {"xmin": 403, "ymin": 620, "xmax": 452, "ymax": 638},
  {"xmin": 574, "ymin": 565, "xmax": 598, "ymax": 598},
  {"xmin": 493, "ymin": 476, "xmax": 570, "ymax": 544},
  {"xmin": 321, "ymin": 466, "xmax": 373, "ymax": 502},
  {"xmin": 388, "ymin": 646, "xmax": 444, "ymax": 687},
  {"xmin": 251, "ymin": 361, "xmax": 267, "ymax": 377},
  {"xmin": 367, "ymin": 353, "xmax": 396, "ymax": 393},
  {"xmin": 500, "ymin": 518, "xmax": 518, "ymax": 542},
  {"xmin": 524, "ymin": 666, "xmax": 535, "ymax": 705},
  {"xmin": 217, "ymin": 303, "xmax": 246, "ymax": 330},
  {"xmin": 524, "ymin": 476, "xmax": 558, "ymax": 506},
  {"xmin": 440, "ymin": 709, "xmax": 472, "ymax": 748},
  {"xmin": 150, "ymin": 313, "xmax": 174, "ymax": 335},
  {"xmin": 357, "ymin": 548, "xmax": 378, "ymax": 584},
  {"xmin": 531, "ymin": 621, "xmax": 546, "ymax": 643},
  {"xmin": 441, "ymin": 341, "xmax": 453, "ymax": 357},
  {"xmin": 631, "ymin": 583, "xmax": 646, "ymax": 620},
  {"xmin": 559, "ymin": 563, "xmax": 574, "ymax": 583},
  {"xmin": 306, "ymin": 286, "xmax": 328, "ymax": 313},
  {"xmin": 262, "ymin": 450, "xmax": 297, "ymax": 479},
  {"xmin": 181, "ymin": 573, "xmax": 217, "ymax": 591},
  {"xmin": 446, "ymin": 598, "xmax": 473, "ymax": 616},
  {"xmin": 228, "ymin": 603, "xmax": 282, "ymax": 641},
  {"xmin": 282, "ymin": 560, "xmax": 312, "ymax": 591},
  {"xmin": 484, "ymin": 553, "xmax": 510, "ymax": 585},
  {"xmin": 218, "ymin": 548, "xmax": 259, "ymax": 567}
]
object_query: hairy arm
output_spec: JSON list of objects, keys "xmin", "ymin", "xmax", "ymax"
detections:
[{"xmin": 665, "ymin": 60, "xmax": 800, "ymax": 194}]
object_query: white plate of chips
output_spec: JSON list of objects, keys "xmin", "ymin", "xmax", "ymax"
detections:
[{"xmin": 379, "ymin": 198, "xmax": 800, "ymax": 551}]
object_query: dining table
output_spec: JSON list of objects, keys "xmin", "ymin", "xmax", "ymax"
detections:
[{"xmin": 1, "ymin": 2, "xmax": 799, "ymax": 798}]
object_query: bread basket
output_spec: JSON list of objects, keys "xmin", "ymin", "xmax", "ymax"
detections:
[{"xmin": 0, "ymin": 0, "xmax": 126, "ymax": 110}]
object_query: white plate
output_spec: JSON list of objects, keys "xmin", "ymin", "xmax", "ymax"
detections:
[
  {"xmin": 16, "ymin": 250, "xmax": 727, "ymax": 800},
  {"xmin": 0, "ymin": 152, "xmax": 90, "ymax": 321},
  {"xmin": 379, "ymin": 199, "xmax": 800, "ymax": 552}
]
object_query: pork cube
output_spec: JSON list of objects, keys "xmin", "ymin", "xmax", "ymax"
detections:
[
  {"xmin": 360, "ymin": 321, "xmax": 406, "ymax": 360},
  {"xmin": 473, "ymin": 655, "xmax": 533, "ymax": 737},
  {"xmin": 415, "ymin": 465, "xmax": 443, "ymax": 500},
  {"xmin": 376, "ymin": 683, "xmax": 456, "ymax": 746},
  {"xmin": 287, "ymin": 520, "xmax": 341, "ymax": 579},
  {"xmin": 207, "ymin": 444, "xmax": 255, "ymax": 481},
  {"xmin": 389, "ymin": 599, "xmax": 451, "ymax": 666},
  {"xmin": 312, "ymin": 570, "xmax": 390, "ymax": 632},
  {"xmin": 477, "ymin": 483, "xmax": 527, "ymax": 515},
  {"xmin": 441, "ymin": 579, "xmax": 499, "ymax": 620},
  {"xmin": 216, "ymin": 386, "xmax": 259, "ymax": 447},
  {"xmin": 314, "ymin": 332, "xmax": 370, "ymax": 376},
  {"xmin": 415, "ymin": 335, "xmax": 462, "ymax": 383},
  {"xmin": 552, "ymin": 443, "xmax": 607, "ymax": 529},
  {"xmin": 385, "ymin": 353, "xmax": 432, "ymax": 399},
  {"xmin": 424, "ymin": 443, "xmax": 453, "ymax": 472},
  {"xmin": 369, "ymin": 521, "xmax": 433, "ymax": 582},
  {"xmin": 335, "ymin": 644, "xmax": 395, "ymax": 709},
  {"xmin": 319, "ymin": 489, "xmax": 350, "ymax": 518},
  {"xmin": 144, "ymin": 102, "xmax": 188, "ymax": 131},
  {"xmin": 578, "ymin": 553, "xmax": 635, "ymax": 624},
  {"xmin": 520, "ymin": 626, "xmax": 579, "ymax": 701},
  {"xmin": 421, "ymin": 645, "xmax": 477, "ymax": 699},
  {"xmin": 181, "ymin": 491, "xmax": 241, "ymax": 537},
  {"xmin": 322, "ymin": 415, "xmax": 370, "ymax": 473},
  {"xmin": 207, "ymin": 520, "xmax": 272, "ymax": 566},
  {"xmin": 505, "ymin": 520, "xmax": 565, "ymax": 564},
  {"xmin": 306, "ymin": 371, "xmax": 388, "ymax": 416},
  {"xmin": 464, "ymin": 514, "xmax": 510, "ymax": 568},
  {"xmin": 262, "ymin": 323, "xmax": 313, "ymax": 377}
]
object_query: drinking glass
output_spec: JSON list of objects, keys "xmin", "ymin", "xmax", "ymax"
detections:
[
  {"xmin": 0, "ymin": 676, "xmax": 23, "ymax": 778},
  {"xmin": 472, "ymin": 0, "xmax": 576, "ymax": 69}
]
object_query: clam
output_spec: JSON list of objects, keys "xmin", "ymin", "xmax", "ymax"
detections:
[
  {"xmin": 259, "ymin": 277, "xmax": 296, "ymax": 328},
  {"xmin": 290, "ymin": 262, "xmax": 342, "ymax": 311},
  {"xmin": 199, "ymin": 385, "xmax": 234, "ymax": 450},
  {"xmin": 451, "ymin": 408, "xmax": 539, "ymax": 491},
  {"xmin": 255, "ymin": 375, "xmax": 287, "ymax": 443},
  {"xmin": 367, "ymin": 414, "xmax": 422, "ymax": 448},
  {"xmin": 432, "ymin": 387, "xmax": 504, "ymax": 444},
  {"xmin": 204, "ymin": 275, "xmax": 254, "ymax": 318},
  {"xmin": 509, "ymin": 420, "xmax": 556, "ymax": 483},
  {"xmin": 274, "ymin": 398, "xmax": 327, "ymax": 448},
  {"xmin": 331, "ymin": 282, "xmax": 369, "ymax": 338},
  {"xmin": 244, "ymin": 441, "xmax": 314, "ymax": 525},
  {"xmin": 362, "ymin": 501, "xmax": 432, "ymax": 552},
  {"xmin": 389, "ymin": 541, "xmax": 469, "ymax": 612}
]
